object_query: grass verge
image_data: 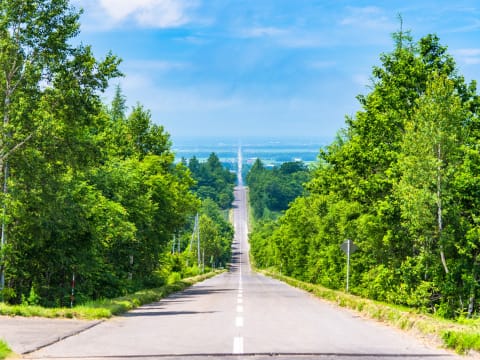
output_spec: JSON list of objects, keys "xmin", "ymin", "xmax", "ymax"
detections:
[
  {"xmin": 0, "ymin": 340, "xmax": 12, "ymax": 360},
  {"xmin": 262, "ymin": 269, "xmax": 480, "ymax": 356},
  {"xmin": 0, "ymin": 270, "xmax": 223, "ymax": 320}
]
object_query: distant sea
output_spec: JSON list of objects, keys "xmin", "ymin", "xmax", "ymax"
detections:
[{"xmin": 171, "ymin": 136, "xmax": 332, "ymax": 168}]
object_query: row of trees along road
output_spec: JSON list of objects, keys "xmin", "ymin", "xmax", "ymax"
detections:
[
  {"xmin": 249, "ymin": 29, "xmax": 480, "ymax": 318},
  {"xmin": 167, "ymin": 153, "xmax": 235, "ymax": 277},
  {"xmin": 247, "ymin": 159, "xmax": 310, "ymax": 220},
  {"xmin": 187, "ymin": 153, "xmax": 236, "ymax": 210},
  {"xmin": 0, "ymin": 0, "xmax": 234, "ymax": 307},
  {"xmin": 185, "ymin": 154, "xmax": 235, "ymax": 269}
]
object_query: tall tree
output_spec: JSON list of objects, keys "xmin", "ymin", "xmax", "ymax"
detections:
[
  {"xmin": 250, "ymin": 30, "xmax": 480, "ymax": 316},
  {"xmin": 396, "ymin": 74, "xmax": 466, "ymax": 274},
  {"xmin": 0, "ymin": 0, "xmax": 129, "ymax": 303},
  {"xmin": 188, "ymin": 153, "xmax": 235, "ymax": 209},
  {"xmin": 0, "ymin": 0, "xmax": 121, "ymax": 294},
  {"xmin": 0, "ymin": 0, "xmax": 75, "ymax": 291},
  {"xmin": 109, "ymin": 85, "xmax": 127, "ymax": 123}
]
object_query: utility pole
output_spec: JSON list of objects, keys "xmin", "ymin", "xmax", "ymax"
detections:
[
  {"xmin": 0, "ymin": 162, "xmax": 8, "ymax": 295},
  {"xmin": 197, "ymin": 214, "xmax": 201, "ymax": 266},
  {"xmin": 187, "ymin": 213, "xmax": 199, "ymax": 267},
  {"xmin": 128, "ymin": 255, "xmax": 133, "ymax": 281},
  {"xmin": 70, "ymin": 272, "xmax": 75, "ymax": 308}
]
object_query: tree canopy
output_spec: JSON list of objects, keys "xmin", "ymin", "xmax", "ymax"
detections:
[
  {"xmin": 249, "ymin": 30, "xmax": 480, "ymax": 318},
  {"xmin": 0, "ymin": 1, "xmax": 204, "ymax": 305},
  {"xmin": 247, "ymin": 159, "xmax": 310, "ymax": 220},
  {"xmin": 188, "ymin": 153, "xmax": 236, "ymax": 209}
]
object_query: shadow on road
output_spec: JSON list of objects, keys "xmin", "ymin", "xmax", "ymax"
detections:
[
  {"xmin": 32, "ymin": 352, "xmax": 454, "ymax": 359},
  {"xmin": 179, "ymin": 286, "xmax": 234, "ymax": 296},
  {"xmin": 123, "ymin": 310, "xmax": 217, "ymax": 317}
]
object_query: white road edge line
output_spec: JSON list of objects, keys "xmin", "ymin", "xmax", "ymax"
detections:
[{"xmin": 233, "ymin": 336, "xmax": 244, "ymax": 354}]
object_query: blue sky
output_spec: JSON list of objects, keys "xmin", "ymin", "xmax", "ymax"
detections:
[{"xmin": 72, "ymin": 0, "xmax": 480, "ymax": 142}]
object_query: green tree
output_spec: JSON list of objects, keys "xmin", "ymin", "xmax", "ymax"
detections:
[
  {"xmin": 88, "ymin": 101, "xmax": 198, "ymax": 293},
  {"xmin": 249, "ymin": 29, "xmax": 480, "ymax": 317},
  {"xmin": 247, "ymin": 160, "xmax": 309, "ymax": 219},
  {"xmin": 395, "ymin": 74, "xmax": 480, "ymax": 315},
  {"xmin": 109, "ymin": 85, "xmax": 127, "ymax": 123},
  {"xmin": 188, "ymin": 153, "xmax": 235, "ymax": 209},
  {"xmin": 396, "ymin": 74, "xmax": 466, "ymax": 274},
  {"xmin": 246, "ymin": 159, "xmax": 267, "ymax": 218},
  {"xmin": 0, "ymin": 0, "xmax": 121, "ymax": 300},
  {"xmin": 0, "ymin": 0, "xmax": 79, "ymax": 292}
]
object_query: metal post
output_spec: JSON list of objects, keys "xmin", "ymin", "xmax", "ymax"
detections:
[
  {"xmin": 346, "ymin": 240, "xmax": 350, "ymax": 293},
  {"xmin": 128, "ymin": 255, "xmax": 133, "ymax": 280},
  {"xmin": 70, "ymin": 272, "xmax": 75, "ymax": 308},
  {"xmin": 341, "ymin": 239, "xmax": 357, "ymax": 293}
]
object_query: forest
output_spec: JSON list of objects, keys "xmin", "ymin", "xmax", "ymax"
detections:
[
  {"xmin": 247, "ymin": 159, "xmax": 310, "ymax": 220},
  {"xmin": 0, "ymin": 0, "xmax": 234, "ymax": 306},
  {"xmin": 249, "ymin": 30, "xmax": 480, "ymax": 318},
  {"xmin": 186, "ymin": 153, "xmax": 236, "ymax": 210}
]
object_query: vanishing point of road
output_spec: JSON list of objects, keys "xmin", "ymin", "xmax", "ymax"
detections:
[{"xmin": 27, "ymin": 150, "xmax": 461, "ymax": 360}]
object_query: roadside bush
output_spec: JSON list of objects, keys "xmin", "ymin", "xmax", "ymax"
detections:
[{"xmin": 0, "ymin": 340, "xmax": 12, "ymax": 360}]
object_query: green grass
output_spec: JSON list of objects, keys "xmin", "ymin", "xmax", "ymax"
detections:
[
  {"xmin": 0, "ymin": 270, "xmax": 223, "ymax": 320},
  {"xmin": 262, "ymin": 269, "xmax": 480, "ymax": 355},
  {"xmin": 0, "ymin": 340, "xmax": 12, "ymax": 360}
]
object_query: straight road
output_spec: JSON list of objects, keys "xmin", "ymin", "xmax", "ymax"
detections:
[{"xmin": 28, "ymin": 150, "xmax": 460, "ymax": 360}]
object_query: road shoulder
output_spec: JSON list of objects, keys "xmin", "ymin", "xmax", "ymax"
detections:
[{"xmin": 0, "ymin": 316, "xmax": 101, "ymax": 355}]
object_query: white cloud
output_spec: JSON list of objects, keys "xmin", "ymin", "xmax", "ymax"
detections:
[
  {"xmin": 106, "ymin": 68, "xmax": 351, "ymax": 138},
  {"xmin": 340, "ymin": 6, "xmax": 393, "ymax": 30},
  {"xmin": 115, "ymin": 73, "xmax": 240, "ymax": 112},
  {"xmin": 240, "ymin": 26, "xmax": 289, "ymax": 38},
  {"xmin": 352, "ymin": 73, "xmax": 370, "ymax": 87},
  {"xmin": 308, "ymin": 60, "xmax": 336, "ymax": 70},
  {"xmin": 123, "ymin": 60, "xmax": 191, "ymax": 72},
  {"xmin": 237, "ymin": 26, "xmax": 327, "ymax": 48},
  {"xmin": 465, "ymin": 58, "xmax": 480, "ymax": 65},
  {"xmin": 455, "ymin": 49, "xmax": 480, "ymax": 56},
  {"xmin": 453, "ymin": 48, "xmax": 480, "ymax": 65},
  {"xmin": 74, "ymin": 0, "xmax": 198, "ymax": 29},
  {"xmin": 278, "ymin": 34, "xmax": 328, "ymax": 48}
]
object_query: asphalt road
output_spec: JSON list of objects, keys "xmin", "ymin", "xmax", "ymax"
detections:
[{"xmin": 26, "ymin": 183, "xmax": 461, "ymax": 360}]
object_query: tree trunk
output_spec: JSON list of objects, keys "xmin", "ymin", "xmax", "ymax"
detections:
[
  {"xmin": 0, "ymin": 84, "xmax": 10, "ymax": 292},
  {"xmin": 437, "ymin": 143, "xmax": 449, "ymax": 274},
  {"xmin": 467, "ymin": 294, "xmax": 475, "ymax": 318}
]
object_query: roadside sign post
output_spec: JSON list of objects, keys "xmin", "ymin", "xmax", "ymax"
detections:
[
  {"xmin": 340, "ymin": 239, "xmax": 358, "ymax": 293},
  {"xmin": 70, "ymin": 272, "xmax": 75, "ymax": 308}
]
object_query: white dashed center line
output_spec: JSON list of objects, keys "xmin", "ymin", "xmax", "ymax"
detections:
[
  {"xmin": 235, "ymin": 316, "xmax": 244, "ymax": 327},
  {"xmin": 233, "ymin": 336, "xmax": 244, "ymax": 354}
]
